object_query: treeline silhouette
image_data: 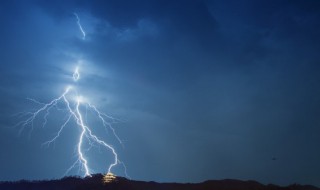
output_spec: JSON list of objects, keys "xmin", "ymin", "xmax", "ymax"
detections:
[{"xmin": 0, "ymin": 174, "xmax": 319, "ymax": 190}]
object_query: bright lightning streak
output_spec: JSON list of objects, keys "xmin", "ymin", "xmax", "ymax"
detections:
[
  {"xmin": 17, "ymin": 69, "xmax": 124, "ymax": 177},
  {"xmin": 42, "ymin": 115, "xmax": 72, "ymax": 147},
  {"xmin": 74, "ymin": 13, "xmax": 86, "ymax": 40},
  {"xmin": 15, "ymin": 88, "xmax": 70, "ymax": 134},
  {"xmin": 15, "ymin": 13, "xmax": 129, "ymax": 178},
  {"xmin": 88, "ymin": 103, "xmax": 124, "ymax": 147}
]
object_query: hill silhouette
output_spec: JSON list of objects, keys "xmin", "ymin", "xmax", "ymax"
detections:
[{"xmin": 0, "ymin": 174, "xmax": 319, "ymax": 190}]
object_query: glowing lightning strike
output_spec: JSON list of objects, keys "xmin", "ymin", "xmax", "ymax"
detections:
[
  {"xmin": 17, "ymin": 68, "xmax": 124, "ymax": 177},
  {"xmin": 74, "ymin": 13, "xmax": 86, "ymax": 40},
  {"xmin": 15, "ymin": 12, "xmax": 129, "ymax": 178}
]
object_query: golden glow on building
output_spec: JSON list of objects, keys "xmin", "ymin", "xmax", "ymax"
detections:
[{"xmin": 103, "ymin": 173, "xmax": 116, "ymax": 183}]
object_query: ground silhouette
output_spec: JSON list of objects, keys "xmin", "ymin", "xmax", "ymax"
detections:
[{"xmin": 0, "ymin": 174, "xmax": 319, "ymax": 190}]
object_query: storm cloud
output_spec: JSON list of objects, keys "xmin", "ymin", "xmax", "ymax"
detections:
[{"xmin": 1, "ymin": 0, "xmax": 320, "ymax": 187}]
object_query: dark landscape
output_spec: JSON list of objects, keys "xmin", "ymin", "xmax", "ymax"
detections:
[{"xmin": 0, "ymin": 174, "xmax": 319, "ymax": 190}]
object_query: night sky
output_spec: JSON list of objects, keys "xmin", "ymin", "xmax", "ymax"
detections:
[{"xmin": 1, "ymin": 0, "xmax": 320, "ymax": 187}]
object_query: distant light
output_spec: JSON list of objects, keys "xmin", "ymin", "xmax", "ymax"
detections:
[{"xmin": 103, "ymin": 173, "xmax": 117, "ymax": 183}]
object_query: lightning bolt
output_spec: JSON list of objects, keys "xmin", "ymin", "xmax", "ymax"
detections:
[
  {"xmin": 15, "ymin": 12, "xmax": 129, "ymax": 178},
  {"xmin": 74, "ymin": 13, "xmax": 86, "ymax": 40}
]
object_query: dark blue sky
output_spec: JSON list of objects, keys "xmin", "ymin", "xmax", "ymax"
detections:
[{"xmin": 1, "ymin": 0, "xmax": 320, "ymax": 187}]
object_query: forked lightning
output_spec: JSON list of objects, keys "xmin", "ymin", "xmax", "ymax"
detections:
[{"xmin": 16, "ymin": 12, "xmax": 128, "ymax": 178}]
